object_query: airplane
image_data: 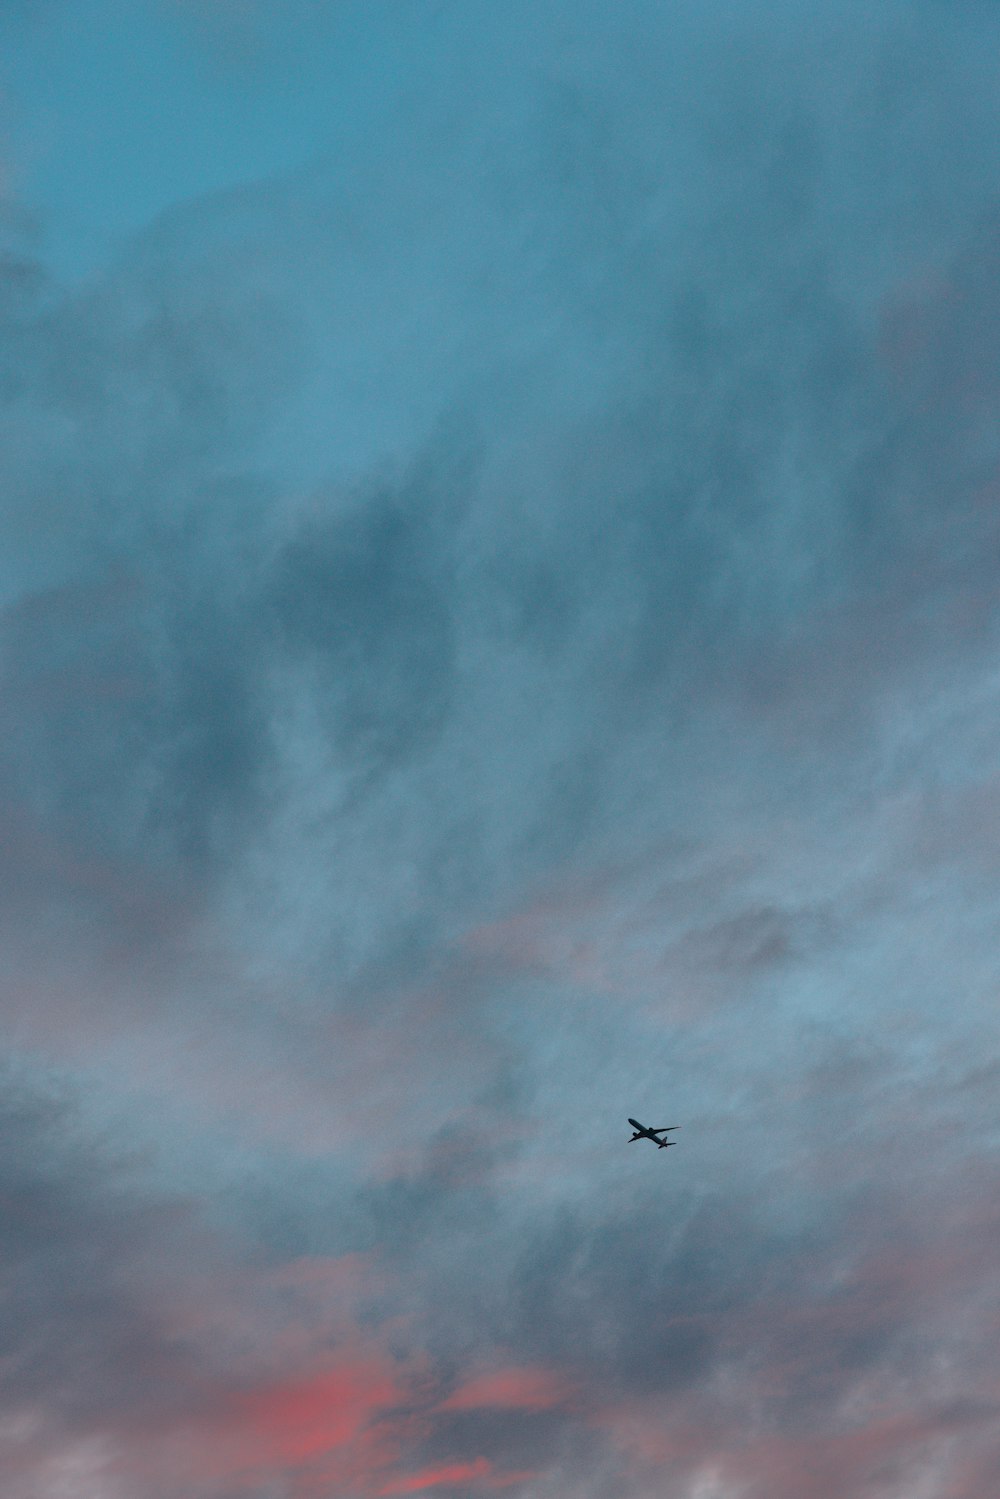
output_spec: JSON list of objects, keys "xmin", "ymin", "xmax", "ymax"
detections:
[{"xmin": 628, "ymin": 1117, "xmax": 680, "ymax": 1149}]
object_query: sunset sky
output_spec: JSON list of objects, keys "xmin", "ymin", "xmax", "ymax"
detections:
[{"xmin": 2, "ymin": 3, "xmax": 1000, "ymax": 1496}]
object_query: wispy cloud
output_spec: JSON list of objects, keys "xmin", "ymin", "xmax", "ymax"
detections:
[{"xmin": 2, "ymin": 2, "xmax": 1000, "ymax": 1496}]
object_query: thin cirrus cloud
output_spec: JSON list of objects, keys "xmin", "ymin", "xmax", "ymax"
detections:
[
  {"xmin": 2, "ymin": 2, "xmax": 1000, "ymax": 1497},
  {"xmin": 438, "ymin": 1367, "xmax": 572, "ymax": 1414},
  {"xmin": 375, "ymin": 1459, "xmax": 532, "ymax": 1497}
]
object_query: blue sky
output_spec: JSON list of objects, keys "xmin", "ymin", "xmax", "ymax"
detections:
[
  {"xmin": 0, "ymin": 0, "xmax": 412, "ymax": 278},
  {"xmin": 3, "ymin": 3, "xmax": 1000, "ymax": 1497}
]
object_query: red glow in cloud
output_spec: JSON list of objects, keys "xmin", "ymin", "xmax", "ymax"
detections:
[
  {"xmin": 376, "ymin": 1457, "xmax": 534, "ymax": 1494},
  {"xmin": 38, "ymin": 1353, "xmax": 413, "ymax": 1499},
  {"xmin": 213, "ymin": 1357, "xmax": 546, "ymax": 1497},
  {"xmin": 439, "ymin": 1366, "xmax": 570, "ymax": 1412},
  {"xmin": 213, "ymin": 1357, "xmax": 550, "ymax": 1498},
  {"xmin": 234, "ymin": 1357, "xmax": 402, "ymax": 1465}
]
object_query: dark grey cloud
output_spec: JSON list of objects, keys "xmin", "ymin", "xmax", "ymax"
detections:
[
  {"xmin": 268, "ymin": 468, "xmax": 462, "ymax": 782},
  {"xmin": 2, "ymin": 10, "xmax": 997, "ymax": 921},
  {"xmin": 0, "ymin": 1067, "xmax": 200, "ymax": 1431}
]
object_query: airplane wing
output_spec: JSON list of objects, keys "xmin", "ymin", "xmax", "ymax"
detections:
[{"xmin": 651, "ymin": 1126, "xmax": 679, "ymax": 1133}]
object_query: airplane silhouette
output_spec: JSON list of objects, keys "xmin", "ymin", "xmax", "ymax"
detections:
[{"xmin": 628, "ymin": 1117, "xmax": 680, "ymax": 1149}]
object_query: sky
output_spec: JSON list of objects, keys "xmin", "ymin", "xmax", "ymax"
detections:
[{"xmin": 1, "ymin": 1, "xmax": 1000, "ymax": 1496}]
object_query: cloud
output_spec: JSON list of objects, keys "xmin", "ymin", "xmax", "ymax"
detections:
[
  {"xmin": 376, "ymin": 1458, "xmax": 536, "ymax": 1496},
  {"xmin": 439, "ymin": 1369, "xmax": 571, "ymax": 1414},
  {"xmin": 3, "ymin": 3, "xmax": 1000, "ymax": 1497}
]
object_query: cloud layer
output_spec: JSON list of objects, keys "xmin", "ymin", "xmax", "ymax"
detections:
[{"xmin": 2, "ymin": 2, "xmax": 1000, "ymax": 1496}]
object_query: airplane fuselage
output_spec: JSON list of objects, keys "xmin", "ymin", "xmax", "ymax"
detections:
[{"xmin": 628, "ymin": 1117, "xmax": 679, "ymax": 1148}]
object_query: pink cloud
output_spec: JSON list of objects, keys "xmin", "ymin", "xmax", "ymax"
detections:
[
  {"xmin": 375, "ymin": 1457, "xmax": 492, "ymax": 1494},
  {"xmin": 456, "ymin": 845, "xmax": 797, "ymax": 1023},
  {"xmin": 70, "ymin": 1251, "xmax": 563, "ymax": 1499},
  {"xmin": 439, "ymin": 1366, "xmax": 571, "ymax": 1413},
  {"xmin": 376, "ymin": 1458, "xmax": 535, "ymax": 1495},
  {"xmin": 230, "ymin": 1356, "xmax": 402, "ymax": 1466},
  {"xmin": 192, "ymin": 1348, "xmax": 549, "ymax": 1498}
]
